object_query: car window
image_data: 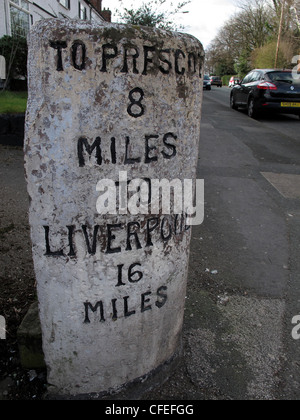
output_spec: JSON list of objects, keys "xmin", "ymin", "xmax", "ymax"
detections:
[
  {"xmin": 253, "ymin": 71, "xmax": 262, "ymax": 81},
  {"xmin": 243, "ymin": 72, "xmax": 262, "ymax": 83},
  {"xmin": 242, "ymin": 72, "xmax": 253, "ymax": 84},
  {"xmin": 267, "ymin": 71, "xmax": 299, "ymax": 84}
]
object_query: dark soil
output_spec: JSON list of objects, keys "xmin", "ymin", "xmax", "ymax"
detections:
[{"xmin": 0, "ymin": 145, "xmax": 47, "ymax": 400}]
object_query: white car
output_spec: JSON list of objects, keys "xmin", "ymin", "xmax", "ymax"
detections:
[{"xmin": 229, "ymin": 77, "xmax": 241, "ymax": 88}]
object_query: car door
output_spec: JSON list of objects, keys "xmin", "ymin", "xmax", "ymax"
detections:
[
  {"xmin": 234, "ymin": 72, "xmax": 252, "ymax": 104},
  {"xmin": 238, "ymin": 72, "xmax": 257, "ymax": 105},
  {"xmin": 241, "ymin": 71, "xmax": 264, "ymax": 105}
]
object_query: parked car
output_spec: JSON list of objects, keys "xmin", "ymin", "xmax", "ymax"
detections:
[
  {"xmin": 210, "ymin": 76, "xmax": 222, "ymax": 87},
  {"xmin": 230, "ymin": 69, "xmax": 300, "ymax": 119},
  {"xmin": 203, "ymin": 75, "xmax": 211, "ymax": 90},
  {"xmin": 229, "ymin": 76, "xmax": 241, "ymax": 88}
]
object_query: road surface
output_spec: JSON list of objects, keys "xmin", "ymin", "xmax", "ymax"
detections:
[{"xmin": 150, "ymin": 86, "xmax": 300, "ymax": 400}]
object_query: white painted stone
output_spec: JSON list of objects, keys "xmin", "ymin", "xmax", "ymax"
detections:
[{"xmin": 24, "ymin": 19, "xmax": 204, "ymax": 396}]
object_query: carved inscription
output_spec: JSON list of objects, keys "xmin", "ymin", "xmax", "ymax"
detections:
[
  {"xmin": 43, "ymin": 215, "xmax": 190, "ymax": 258},
  {"xmin": 84, "ymin": 286, "xmax": 168, "ymax": 324},
  {"xmin": 127, "ymin": 88, "xmax": 145, "ymax": 118},
  {"xmin": 42, "ymin": 36, "xmax": 201, "ymax": 327},
  {"xmin": 77, "ymin": 132, "xmax": 177, "ymax": 167},
  {"xmin": 49, "ymin": 40, "xmax": 204, "ymax": 77}
]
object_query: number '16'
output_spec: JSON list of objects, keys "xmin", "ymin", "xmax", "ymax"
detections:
[{"xmin": 115, "ymin": 263, "xmax": 143, "ymax": 287}]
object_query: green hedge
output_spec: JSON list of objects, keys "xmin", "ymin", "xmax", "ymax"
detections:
[{"xmin": 222, "ymin": 75, "xmax": 231, "ymax": 86}]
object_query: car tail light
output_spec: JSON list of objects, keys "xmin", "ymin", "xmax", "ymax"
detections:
[{"xmin": 257, "ymin": 82, "xmax": 277, "ymax": 90}]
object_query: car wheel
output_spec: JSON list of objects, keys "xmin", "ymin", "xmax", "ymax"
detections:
[
  {"xmin": 248, "ymin": 97, "xmax": 258, "ymax": 119},
  {"xmin": 230, "ymin": 94, "xmax": 238, "ymax": 110}
]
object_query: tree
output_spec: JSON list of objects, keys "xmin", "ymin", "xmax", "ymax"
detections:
[
  {"xmin": 206, "ymin": 0, "xmax": 300, "ymax": 78},
  {"xmin": 205, "ymin": 3, "xmax": 271, "ymax": 78},
  {"xmin": 115, "ymin": 0, "xmax": 191, "ymax": 31},
  {"xmin": 291, "ymin": 1, "xmax": 300, "ymax": 31},
  {"xmin": 0, "ymin": 35, "xmax": 27, "ymax": 91}
]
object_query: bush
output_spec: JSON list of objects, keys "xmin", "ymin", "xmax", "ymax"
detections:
[
  {"xmin": 222, "ymin": 75, "xmax": 232, "ymax": 86},
  {"xmin": 251, "ymin": 40, "xmax": 295, "ymax": 69}
]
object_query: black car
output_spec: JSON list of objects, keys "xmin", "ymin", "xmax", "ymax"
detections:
[
  {"xmin": 230, "ymin": 69, "xmax": 300, "ymax": 119},
  {"xmin": 210, "ymin": 76, "xmax": 222, "ymax": 87}
]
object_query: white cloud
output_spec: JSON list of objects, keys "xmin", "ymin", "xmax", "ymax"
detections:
[
  {"xmin": 180, "ymin": 0, "xmax": 238, "ymax": 47},
  {"xmin": 104, "ymin": 0, "xmax": 238, "ymax": 48}
]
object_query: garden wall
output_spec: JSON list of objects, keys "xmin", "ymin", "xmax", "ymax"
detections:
[{"xmin": 0, "ymin": 114, "xmax": 25, "ymax": 147}]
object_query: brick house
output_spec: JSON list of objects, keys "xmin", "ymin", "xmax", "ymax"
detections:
[{"xmin": 0, "ymin": 0, "xmax": 112, "ymax": 38}]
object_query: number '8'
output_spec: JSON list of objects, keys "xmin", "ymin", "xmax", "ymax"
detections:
[{"xmin": 127, "ymin": 87, "xmax": 145, "ymax": 118}]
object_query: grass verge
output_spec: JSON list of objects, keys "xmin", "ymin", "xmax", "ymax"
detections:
[{"xmin": 0, "ymin": 91, "xmax": 27, "ymax": 114}]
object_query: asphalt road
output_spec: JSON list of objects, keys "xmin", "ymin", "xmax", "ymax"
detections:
[
  {"xmin": 149, "ymin": 85, "xmax": 300, "ymax": 400},
  {"xmin": 186, "ymin": 86, "xmax": 300, "ymax": 399}
]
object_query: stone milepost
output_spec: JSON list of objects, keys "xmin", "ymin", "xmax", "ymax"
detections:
[{"xmin": 24, "ymin": 19, "xmax": 204, "ymax": 396}]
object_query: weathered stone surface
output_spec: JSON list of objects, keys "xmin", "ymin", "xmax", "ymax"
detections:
[{"xmin": 24, "ymin": 19, "xmax": 204, "ymax": 395}]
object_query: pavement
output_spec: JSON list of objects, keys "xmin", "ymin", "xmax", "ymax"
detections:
[{"xmin": 1, "ymin": 86, "xmax": 300, "ymax": 400}]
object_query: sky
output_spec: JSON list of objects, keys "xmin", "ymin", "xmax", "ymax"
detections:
[{"xmin": 104, "ymin": 0, "xmax": 239, "ymax": 49}]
